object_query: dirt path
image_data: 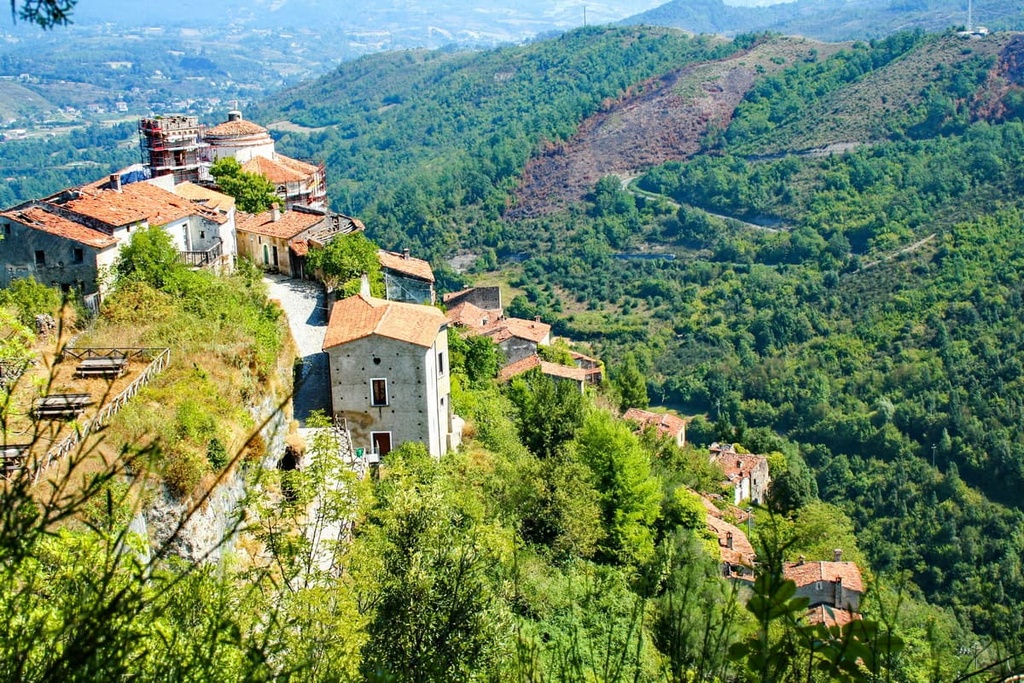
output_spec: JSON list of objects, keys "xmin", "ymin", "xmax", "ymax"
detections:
[
  {"xmin": 621, "ymin": 175, "xmax": 787, "ymax": 233},
  {"xmin": 856, "ymin": 233, "xmax": 937, "ymax": 272}
]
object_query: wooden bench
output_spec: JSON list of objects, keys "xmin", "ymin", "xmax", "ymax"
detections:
[
  {"xmin": 0, "ymin": 445, "xmax": 29, "ymax": 479},
  {"xmin": 74, "ymin": 356, "xmax": 128, "ymax": 379},
  {"xmin": 33, "ymin": 393, "xmax": 94, "ymax": 419}
]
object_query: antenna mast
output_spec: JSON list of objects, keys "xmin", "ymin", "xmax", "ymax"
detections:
[{"xmin": 968, "ymin": 0, "xmax": 973, "ymax": 32}]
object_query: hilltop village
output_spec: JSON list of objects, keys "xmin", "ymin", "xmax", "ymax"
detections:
[{"xmin": 0, "ymin": 110, "xmax": 869, "ymax": 647}]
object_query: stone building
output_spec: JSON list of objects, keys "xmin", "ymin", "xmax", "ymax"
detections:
[{"xmin": 323, "ymin": 292, "xmax": 459, "ymax": 459}]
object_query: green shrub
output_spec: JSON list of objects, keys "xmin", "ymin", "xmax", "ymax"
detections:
[
  {"xmin": 164, "ymin": 446, "xmax": 207, "ymax": 497},
  {"xmin": 0, "ymin": 276, "xmax": 61, "ymax": 326}
]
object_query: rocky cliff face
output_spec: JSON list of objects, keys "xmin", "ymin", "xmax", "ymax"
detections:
[{"xmin": 138, "ymin": 394, "xmax": 292, "ymax": 565}]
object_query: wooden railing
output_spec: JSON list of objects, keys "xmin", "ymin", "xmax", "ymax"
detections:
[
  {"xmin": 180, "ymin": 239, "xmax": 223, "ymax": 268},
  {"xmin": 32, "ymin": 347, "xmax": 171, "ymax": 483}
]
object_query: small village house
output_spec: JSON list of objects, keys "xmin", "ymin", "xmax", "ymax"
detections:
[
  {"xmin": 710, "ymin": 442, "xmax": 771, "ymax": 505},
  {"xmin": 378, "ymin": 248, "xmax": 435, "ymax": 304},
  {"xmin": 323, "ymin": 291, "xmax": 460, "ymax": 459},
  {"xmin": 235, "ymin": 206, "xmax": 362, "ymax": 278},
  {"xmin": 624, "ymin": 407, "xmax": 687, "ymax": 447},
  {"xmin": 783, "ymin": 552, "xmax": 864, "ymax": 612}
]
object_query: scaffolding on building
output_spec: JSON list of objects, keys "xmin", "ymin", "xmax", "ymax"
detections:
[{"xmin": 138, "ymin": 115, "xmax": 211, "ymax": 185}]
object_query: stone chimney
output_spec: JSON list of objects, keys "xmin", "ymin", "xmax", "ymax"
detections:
[
  {"xmin": 834, "ymin": 576, "xmax": 843, "ymax": 607},
  {"xmin": 725, "ymin": 531, "xmax": 733, "ymax": 550},
  {"xmin": 402, "ymin": 248, "xmax": 410, "ymax": 259},
  {"xmin": 271, "ymin": 205, "xmax": 281, "ymax": 222},
  {"xmin": 834, "ymin": 548, "xmax": 843, "ymax": 562},
  {"xmin": 228, "ymin": 109, "xmax": 242, "ymax": 122},
  {"xmin": 797, "ymin": 555, "xmax": 805, "ymax": 565},
  {"xmin": 360, "ymin": 273, "xmax": 371, "ymax": 297},
  {"xmin": 109, "ymin": 173, "xmax": 121, "ymax": 192}
]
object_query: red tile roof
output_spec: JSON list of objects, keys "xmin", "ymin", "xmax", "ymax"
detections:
[
  {"xmin": 236, "ymin": 208, "xmax": 325, "ymax": 240},
  {"xmin": 442, "ymin": 288, "xmax": 474, "ymax": 304},
  {"xmin": 242, "ymin": 155, "xmax": 307, "ymax": 184},
  {"xmin": 378, "ymin": 249, "xmax": 435, "ymax": 283},
  {"xmin": 289, "ymin": 240, "xmax": 309, "ymax": 257},
  {"xmin": 706, "ymin": 514, "xmax": 756, "ymax": 567},
  {"xmin": 172, "ymin": 181, "xmax": 235, "ymax": 215},
  {"xmin": 624, "ymin": 408, "xmax": 687, "ymax": 438},
  {"xmin": 783, "ymin": 561, "xmax": 865, "ymax": 593},
  {"xmin": 205, "ymin": 118, "xmax": 270, "ymax": 137},
  {"xmin": 710, "ymin": 446, "xmax": 767, "ymax": 483},
  {"xmin": 63, "ymin": 181, "xmax": 217, "ymax": 228},
  {"xmin": 1, "ymin": 206, "xmax": 117, "ymax": 249},
  {"xmin": 698, "ymin": 493, "xmax": 752, "ymax": 525},
  {"xmin": 498, "ymin": 354, "xmax": 587, "ymax": 383},
  {"xmin": 446, "ymin": 301, "xmax": 500, "ymax": 329},
  {"xmin": 481, "ymin": 317, "xmax": 550, "ymax": 344},
  {"xmin": 275, "ymin": 153, "xmax": 319, "ymax": 176},
  {"xmin": 323, "ymin": 293, "xmax": 446, "ymax": 349}
]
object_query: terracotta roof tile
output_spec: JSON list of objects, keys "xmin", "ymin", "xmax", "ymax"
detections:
[
  {"xmin": 624, "ymin": 408, "xmax": 687, "ymax": 438},
  {"xmin": 62, "ymin": 180, "xmax": 218, "ymax": 228},
  {"xmin": 378, "ymin": 249, "xmax": 435, "ymax": 283},
  {"xmin": 783, "ymin": 561, "xmax": 865, "ymax": 593},
  {"xmin": 172, "ymin": 181, "xmax": 235, "ymax": 215},
  {"xmin": 806, "ymin": 605, "xmax": 861, "ymax": 628},
  {"xmin": 1, "ymin": 206, "xmax": 117, "ymax": 249},
  {"xmin": 205, "ymin": 118, "xmax": 270, "ymax": 137},
  {"xmin": 242, "ymin": 155, "xmax": 307, "ymax": 184},
  {"xmin": 706, "ymin": 514, "xmax": 756, "ymax": 566},
  {"xmin": 236, "ymin": 208, "xmax": 326, "ymax": 240},
  {"xmin": 698, "ymin": 492, "xmax": 752, "ymax": 524},
  {"xmin": 290, "ymin": 239, "xmax": 309, "ymax": 257},
  {"xmin": 481, "ymin": 316, "xmax": 550, "ymax": 344},
  {"xmin": 446, "ymin": 301, "xmax": 501, "ymax": 329},
  {"xmin": 711, "ymin": 447, "xmax": 768, "ymax": 482},
  {"xmin": 498, "ymin": 354, "xmax": 587, "ymax": 383},
  {"xmin": 323, "ymin": 293, "xmax": 446, "ymax": 349},
  {"xmin": 442, "ymin": 288, "xmax": 474, "ymax": 304},
  {"xmin": 275, "ymin": 153, "xmax": 319, "ymax": 176}
]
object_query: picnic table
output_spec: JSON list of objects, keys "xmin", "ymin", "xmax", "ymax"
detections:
[
  {"xmin": 74, "ymin": 355, "xmax": 128, "ymax": 379},
  {"xmin": 33, "ymin": 393, "xmax": 94, "ymax": 419}
]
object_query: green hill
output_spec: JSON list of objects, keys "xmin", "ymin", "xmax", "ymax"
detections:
[
  {"xmin": 257, "ymin": 26, "xmax": 1024, "ymax": 644},
  {"xmin": 0, "ymin": 80, "xmax": 58, "ymax": 122}
]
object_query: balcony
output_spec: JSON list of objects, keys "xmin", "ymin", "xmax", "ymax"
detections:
[{"xmin": 180, "ymin": 239, "xmax": 222, "ymax": 268}]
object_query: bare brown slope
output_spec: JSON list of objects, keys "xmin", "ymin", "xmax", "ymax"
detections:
[{"xmin": 507, "ymin": 37, "xmax": 833, "ymax": 219}]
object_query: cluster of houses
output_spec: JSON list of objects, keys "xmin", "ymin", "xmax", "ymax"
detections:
[{"xmin": 0, "ymin": 111, "xmax": 359, "ymax": 307}]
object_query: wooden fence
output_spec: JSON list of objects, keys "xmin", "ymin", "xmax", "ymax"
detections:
[{"xmin": 32, "ymin": 347, "xmax": 171, "ymax": 483}]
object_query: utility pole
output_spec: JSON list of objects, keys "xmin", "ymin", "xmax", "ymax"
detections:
[{"xmin": 583, "ymin": 5, "xmax": 587, "ymax": 27}]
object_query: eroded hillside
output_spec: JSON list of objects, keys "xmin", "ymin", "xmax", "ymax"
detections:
[{"xmin": 508, "ymin": 37, "xmax": 833, "ymax": 219}]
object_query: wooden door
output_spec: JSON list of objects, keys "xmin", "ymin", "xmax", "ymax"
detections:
[{"xmin": 371, "ymin": 432, "xmax": 392, "ymax": 458}]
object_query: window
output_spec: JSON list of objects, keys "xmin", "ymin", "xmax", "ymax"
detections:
[
  {"xmin": 72, "ymin": 248, "xmax": 84, "ymax": 264},
  {"xmin": 3, "ymin": 223, "xmax": 10, "ymax": 237},
  {"xmin": 34, "ymin": 251, "xmax": 45, "ymax": 267},
  {"xmin": 370, "ymin": 378, "xmax": 388, "ymax": 406},
  {"xmin": 199, "ymin": 230, "xmax": 206, "ymax": 239},
  {"xmin": 437, "ymin": 351, "xmax": 445, "ymax": 376}
]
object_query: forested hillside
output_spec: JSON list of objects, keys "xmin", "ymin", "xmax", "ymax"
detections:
[{"xmin": 259, "ymin": 26, "xmax": 1024, "ymax": 650}]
